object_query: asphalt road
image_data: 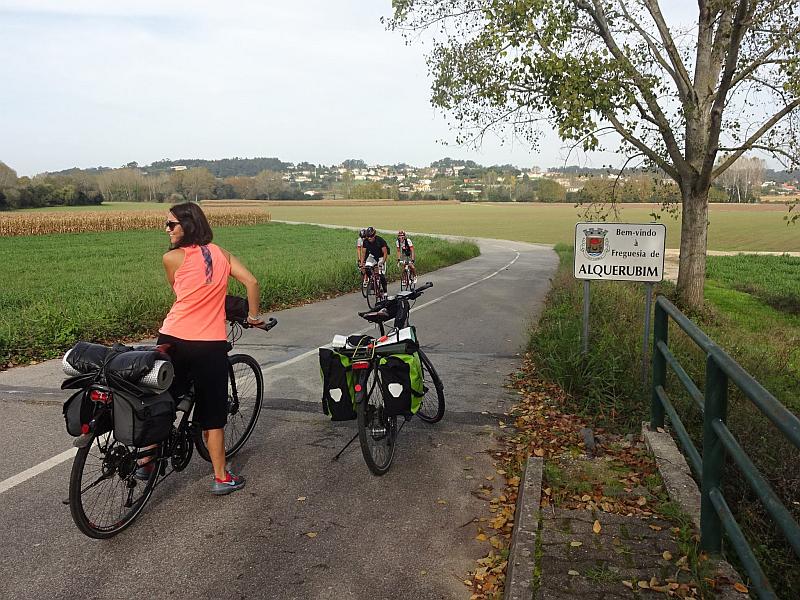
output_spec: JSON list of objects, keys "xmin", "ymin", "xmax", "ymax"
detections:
[{"xmin": 0, "ymin": 236, "xmax": 557, "ymax": 600}]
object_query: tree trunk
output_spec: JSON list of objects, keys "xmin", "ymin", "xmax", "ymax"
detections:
[{"xmin": 676, "ymin": 185, "xmax": 709, "ymax": 310}]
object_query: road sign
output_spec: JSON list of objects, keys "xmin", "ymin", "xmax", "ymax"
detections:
[{"xmin": 574, "ymin": 222, "xmax": 666, "ymax": 282}]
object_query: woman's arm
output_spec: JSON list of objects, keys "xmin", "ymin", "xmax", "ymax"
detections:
[{"xmin": 226, "ymin": 251, "xmax": 262, "ymax": 321}]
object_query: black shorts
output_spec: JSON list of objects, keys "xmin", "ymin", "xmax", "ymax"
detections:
[{"xmin": 157, "ymin": 333, "xmax": 229, "ymax": 430}]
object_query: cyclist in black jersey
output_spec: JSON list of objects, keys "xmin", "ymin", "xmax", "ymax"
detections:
[{"xmin": 362, "ymin": 226, "xmax": 388, "ymax": 292}]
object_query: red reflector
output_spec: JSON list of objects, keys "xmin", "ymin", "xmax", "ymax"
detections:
[
  {"xmin": 352, "ymin": 361, "xmax": 370, "ymax": 370},
  {"xmin": 81, "ymin": 424, "xmax": 90, "ymax": 434},
  {"xmin": 90, "ymin": 390, "xmax": 111, "ymax": 403},
  {"xmin": 354, "ymin": 384, "xmax": 362, "ymax": 392},
  {"xmin": 377, "ymin": 336, "xmax": 388, "ymax": 343}
]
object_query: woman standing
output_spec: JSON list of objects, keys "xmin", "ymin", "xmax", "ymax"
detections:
[{"xmin": 157, "ymin": 202, "xmax": 264, "ymax": 495}]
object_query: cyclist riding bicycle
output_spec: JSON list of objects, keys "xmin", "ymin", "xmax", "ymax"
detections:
[
  {"xmin": 395, "ymin": 230, "xmax": 417, "ymax": 284},
  {"xmin": 361, "ymin": 226, "xmax": 388, "ymax": 293},
  {"xmin": 356, "ymin": 227, "xmax": 367, "ymax": 269}
]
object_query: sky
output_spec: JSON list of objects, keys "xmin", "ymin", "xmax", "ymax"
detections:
[{"xmin": 0, "ymin": 1, "xmax": 704, "ymax": 176}]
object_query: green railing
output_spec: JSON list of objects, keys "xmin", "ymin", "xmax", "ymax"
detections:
[{"xmin": 650, "ymin": 295, "xmax": 800, "ymax": 600}]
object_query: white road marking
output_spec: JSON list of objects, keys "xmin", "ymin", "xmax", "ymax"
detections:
[
  {"xmin": 0, "ymin": 250, "xmax": 521, "ymax": 495},
  {"xmin": 0, "ymin": 447, "xmax": 77, "ymax": 494}
]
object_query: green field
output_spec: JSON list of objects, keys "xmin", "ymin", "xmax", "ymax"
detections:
[
  {"xmin": 262, "ymin": 202, "xmax": 799, "ymax": 251},
  {"xmin": 16, "ymin": 200, "xmax": 799, "ymax": 251},
  {"xmin": 0, "ymin": 223, "xmax": 479, "ymax": 366}
]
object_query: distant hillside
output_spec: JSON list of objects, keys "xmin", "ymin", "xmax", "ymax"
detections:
[{"xmin": 147, "ymin": 157, "xmax": 289, "ymax": 177}]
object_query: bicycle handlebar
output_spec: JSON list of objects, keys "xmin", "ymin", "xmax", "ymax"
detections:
[
  {"xmin": 231, "ymin": 316, "xmax": 278, "ymax": 331},
  {"xmin": 401, "ymin": 281, "xmax": 433, "ymax": 300}
]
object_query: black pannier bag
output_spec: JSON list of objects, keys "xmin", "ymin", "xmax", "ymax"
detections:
[
  {"xmin": 63, "ymin": 389, "xmax": 111, "ymax": 437},
  {"xmin": 377, "ymin": 353, "xmax": 424, "ymax": 417},
  {"xmin": 112, "ymin": 388, "xmax": 175, "ymax": 447},
  {"xmin": 319, "ymin": 347, "xmax": 357, "ymax": 421}
]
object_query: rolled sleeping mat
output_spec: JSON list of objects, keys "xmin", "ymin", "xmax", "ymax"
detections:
[
  {"xmin": 62, "ymin": 349, "xmax": 83, "ymax": 377},
  {"xmin": 137, "ymin": 360, "xmax": 174, "ymax": 391},
  {"xmin": 62, "ymin": 349, "xmax": 174, "ymax": 391}
]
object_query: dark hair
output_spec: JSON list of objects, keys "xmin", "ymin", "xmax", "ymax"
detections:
[{"xmin": 169, "ymin": 202, "xmax": 213, "ymax": 248}]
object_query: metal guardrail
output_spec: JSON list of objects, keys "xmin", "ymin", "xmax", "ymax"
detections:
[{"xmin": 650, "ymin": 295, "xmax": 800, "ymax": 600}]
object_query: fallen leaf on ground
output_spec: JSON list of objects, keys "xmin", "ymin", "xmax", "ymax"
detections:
[
  {"xmin": 533, "ymin": 448, "xmax": 545, "ymax": 457},
  {"xmin": 734, "ymin": 583, "xmax": 749, "ymax": 593},
  {"xmin": 622, "ymin": 580, "xmax": 633, "ymax": 589},
  {"xmin": 637, "ymin": 580, "xmax": 649, "ymax": 589},
  {"xmin": 476, "ymin": 533, "xmax": 488, "ymax": 541},
  {"xmin": 296, "ymin": 496, "xmax": 306, "ymax": 502},
  {"xmin": 592, "ymin": 520, "xmax": 602, "ymax": 534},
  {"xmin": 649, "ymin": 524, "xmax": 662, "ymax": 531},
  {"xmin": 569, "ymin": 541, "xmax": 583, "ymax": 547},
  {"xmin": 662, "ymin": 551, "xmax": 673, "ymax": 561},
  {"xmin": 305, "ymin": 532, "xmax": 317, "ymax": 538},
  {"xmin": 568, "ymin": 570, "xmax": 580, "ymax": 576},
  {"xmin": 636, "ymin": 496, "xmax": 648, "ymax": 506}
]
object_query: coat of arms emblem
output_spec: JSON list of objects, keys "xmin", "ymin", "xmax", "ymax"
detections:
[{"xmin": 580, "ymin": 227, "xmax": 609, "ymax": 260}]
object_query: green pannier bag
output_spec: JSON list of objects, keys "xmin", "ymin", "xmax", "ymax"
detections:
[
  {"xmin": 378, "ymin": 352, "xmax": 424, "ymax": 417},
  {"xmin": 319, "ymin": 347, "xmax": 357, "ymax": 421}
]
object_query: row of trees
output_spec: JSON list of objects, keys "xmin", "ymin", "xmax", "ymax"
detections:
[
  {"xmin": 0, "ymin": 162, "xmax": 103, "ymax": 209},
  {"xmin": 0, "ymin": 162, "xmax": 324, "ymax": 210}
]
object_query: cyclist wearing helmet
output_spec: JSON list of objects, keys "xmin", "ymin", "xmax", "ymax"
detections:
[
  {"xmin": 362, "ymin": 226, "xmax": 388, "ymax": 292},
  {"xmin": 396, "ymin": 230, "xmax": 417, "ymax": 284},
  {"xmin": 356, "ymin": 228, "xmax": 367, "ymax": 269}
]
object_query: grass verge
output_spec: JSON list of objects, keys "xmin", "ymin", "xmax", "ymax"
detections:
[
  {"xmin": 0, "ymin": 222, "xmax": 479, "ymax": 367},
  {"xmin": 527, "ymin": 244, "xmax": 800, "ymax": 597}
]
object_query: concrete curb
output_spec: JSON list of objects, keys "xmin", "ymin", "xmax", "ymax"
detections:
[
  {"xmin": 641, "ymin": 421, "xmax": 701, "ymax": 529},
  {"xmin": 505, "ymin": 456, "xmax": 543, "ymax": 600},
  {"xmin": 641, "ymin": 422, "xmax": 750, "ymax": 600}
]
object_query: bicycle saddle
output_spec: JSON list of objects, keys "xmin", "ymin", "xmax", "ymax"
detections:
[{"xmin": 358, "ymin": 308, "xmax": 394, "ymax": 323}]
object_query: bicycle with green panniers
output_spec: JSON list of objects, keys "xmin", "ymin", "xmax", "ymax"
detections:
[{"xmin": 319, "ymin": 283, "xmax": 445, "ymax": 475}]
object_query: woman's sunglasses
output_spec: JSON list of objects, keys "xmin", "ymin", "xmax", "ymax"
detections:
[{"xmin": 165, "ymin": 220, "xmax": 180, "ymax": 231}]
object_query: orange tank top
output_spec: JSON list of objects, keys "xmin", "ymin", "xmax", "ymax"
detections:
[{"xmin": 159, "ymin": 243, "xmax": 231, "ymax": 341}]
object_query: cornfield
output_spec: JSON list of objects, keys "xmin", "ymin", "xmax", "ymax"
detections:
[{"xmin": 0, "ymin": 208, "xmax": 272, "ymax": 236}]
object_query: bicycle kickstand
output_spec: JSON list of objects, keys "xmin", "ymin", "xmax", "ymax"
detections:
[{"xmin": 332, "ymin": 432, "xmax": 359, "ymax": 462}]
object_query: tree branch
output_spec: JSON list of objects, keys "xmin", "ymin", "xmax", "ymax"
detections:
[
  {"xmin": 700, "ymin": 0, "xmax": 753, "ymax": 184},
  {"xmin": 712, "ymin": 98, "xmax": 800, "ymax": 178},
  {"xmin": 574, "ymin": 0, "xmax": 686, "ymax": 171},
  {"xmin": 641, "ymin": 0, "xmax": 694, "ymax": 102},
  {"xmin": 604, "ymin": 111, "xmax": 679, "ymax": 179},
  {"xmin": 729, "ymin": 23, "xmax": 800, "ymax": 89}
]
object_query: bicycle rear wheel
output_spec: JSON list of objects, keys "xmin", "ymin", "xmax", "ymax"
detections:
[
  {"xmin": 416, "ymin": 349, "xmax": 445, "ymax": 423},
  {"xmin": 68, "ymin": 433, "xmax": 159, "ymax": 539},
  {"xmin": 400, "ymin": 267, "xmax": 409, "ymax": 291},
  {"xmin": 195, "ymin": 354, "xmax": 264, "ymax": 461},
  {"xmin": 356, "ymin": 367, "xmax": 397, "ymax": 475}
]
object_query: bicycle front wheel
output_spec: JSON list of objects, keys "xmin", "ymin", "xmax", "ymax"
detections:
[
  {"xmin": 361, "ymin": 273, "xmax": 369, "ymax": 298},
  {"xmin": 416, "ymin": 349, "xmax": 445, "ymax": 423},
  {"xmin": 68, "ymin": 433, "xmax": 159, "ymax": 539},
  {"xmin": 356, "ymin": 367, "xmax": 397, "ymax": 475},
  {"xmin": 366, "ymin": 276, "xmax": 379, "ymax": 308},
  {"xmin": 195, "ymin": 354, "xmax": 264, "ymax": 461}
]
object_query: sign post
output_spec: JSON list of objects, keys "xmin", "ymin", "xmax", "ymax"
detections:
[{"xmin": 574, "ymin": 223, "xmax": 666, "ymax": 387}]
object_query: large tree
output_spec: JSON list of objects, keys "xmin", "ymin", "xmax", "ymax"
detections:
[{"xmin": 390, "ymin": 0, "xmax": 800, "ymax": 308}]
